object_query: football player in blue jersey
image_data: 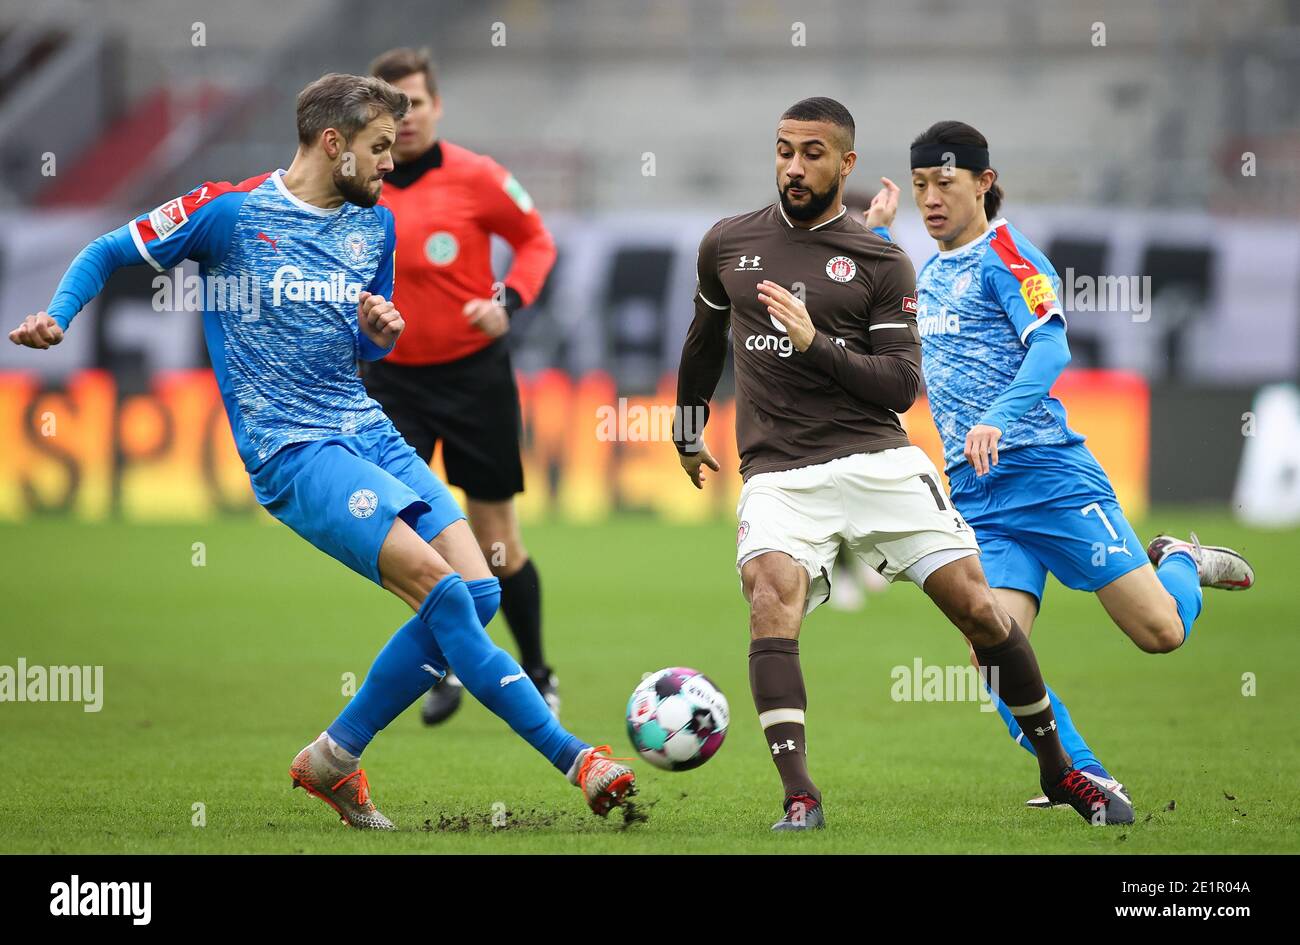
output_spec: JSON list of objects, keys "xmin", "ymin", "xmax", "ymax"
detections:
[
  {"xmin": 861, "ymin": 120, "xmax": 1254, "ymax": 810},
  {"xmin": 8, "ymin": 72, "xmax": 635, "ymax": 829}
]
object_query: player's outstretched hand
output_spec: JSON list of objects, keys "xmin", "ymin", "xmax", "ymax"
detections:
[
  {"xmin": 965, "ymin": 424, "xmax": 1001, "ymax": 476},
  {"xmin": 863, "ymin": 177, "xmax": 900, "ymax": 231},
  {"xmin": 757, "ymin": 280, "xmax": 815, "ymax": 352},
  {"xmin": 463, "ymin": 298, "xmax": 509, "ymax": 339},
  {"xmin": 679, "ymin": 439, "xmax": 720, "ymax": 490},
  {"xmin": 8, "ymin": 312, "xmax": 64, "ymax": 349},
  {"xmin": 358, "ymin": 292, "xmax": 404, "ymax": 348}
]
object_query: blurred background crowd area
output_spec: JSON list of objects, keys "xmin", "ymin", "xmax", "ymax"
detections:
[{"xmin": 0, "ymin": 0, "xmax": 1297, "ymax": 521}]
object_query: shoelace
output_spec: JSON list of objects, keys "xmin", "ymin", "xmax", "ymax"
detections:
[
  {"xmin": 578, "ymin": 745, "xmax": 632, "ymax": 788},
  {"xmin": 332, "ymin": 768, "xmax": 372, "ymax": 806},
  {"xmin": 1059, "ymin": 770, "xmax": 1107, "ymax": 810}
]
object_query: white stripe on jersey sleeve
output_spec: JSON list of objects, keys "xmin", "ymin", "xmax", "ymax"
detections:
[
  {"xmin": 128, "ymin": 219, "xmax": 166, "ymax": 273},
  {"xmin": 698, "ymin": 292, "xmax": 728, "ymax": 310},
  {"xmin": 869, "ymin": 322, "xmax": 910, "ymax": 331},
  {"xmin": 1018, "ymin": 308, "xmax": 1067, "ymax": 346}
]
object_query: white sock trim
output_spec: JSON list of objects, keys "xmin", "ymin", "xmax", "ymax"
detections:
[
  {"xmin": 1007, "ymin": 694, "xmax": 1051, "ymax": 716},
  {"xmin": 324, "ymin": 732, "xmax": 359, "ymax": 763},
  {"xmin": 758, "ymin": 708, "xmax": 805, "ymax": 729}
]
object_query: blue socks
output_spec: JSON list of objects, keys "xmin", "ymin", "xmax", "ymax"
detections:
[
  {"xmin": 328, "ymin": 608, "xmax": 450, "ymax": 757},
  {"xmin": 330, "ymin": 574, "xmax": 584, "ymax": 774},
  {"xmin": 1156, "ymin": 550, "xmax": 1202, "ymax": 643},
  {"xmin": 975, "ymin": 554, "xmax": 1203, "ymax": 779},
  {"xmin": 466, "ymin": 576, "xmax": 503, "ymax": 629},
  {"xmin": 417, "ymin": 575, "xmax": 584, "ymax": 772},
  {"xmin": 986, "ymin": 681, "xmax": 1110, "ymax": 780}
]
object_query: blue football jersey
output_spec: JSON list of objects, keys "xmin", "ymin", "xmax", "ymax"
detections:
[
  {"xmin": 125, "ymin": 170, "xmax": 397, "ymax": 465},
  {"xmin": 915, "ymin": 218, "xmax": 1084, "ymax": 471}
]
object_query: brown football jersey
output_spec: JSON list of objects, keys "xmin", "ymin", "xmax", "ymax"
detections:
[{"xmin": 675, "ymin": 203, "xmax": 922, "ymax": 480}]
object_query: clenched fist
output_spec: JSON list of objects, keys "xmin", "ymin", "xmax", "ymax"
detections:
[
  {"xmin": 8, "ymin": 312, "xmax": 64, "ymax": 349},
  {"xmin": 358, "ymin": 292, "xmax": 404, "ymax": 348}
]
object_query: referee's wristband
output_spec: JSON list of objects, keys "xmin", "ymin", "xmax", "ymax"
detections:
[{"xmin": 502, "ymin": 286, "xmax": 525, "ymax": 317}]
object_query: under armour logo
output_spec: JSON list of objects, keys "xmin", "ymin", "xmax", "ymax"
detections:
[
  {"xmin": 1033, "ymin": 720, "xmax": 1058, "ymax": 737},
  {"xmin": 771, "ymin": 739, "xmax": 797, "ymax": 754},
  {"xmin": 734, "ymin": 255, "xmax": 763, "ymax": 271},
  {"xmin": 499, "ymin": 670, "xmax": 528, "ymax": 687}
]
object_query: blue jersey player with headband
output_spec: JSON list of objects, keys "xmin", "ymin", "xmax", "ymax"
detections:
[
  {"xmin": 859, "ymin": 120, "xmax": 1254, "ymax": 812},
  {"xmin": 7, "ymin": 72, "xmax": 635, "ymax": 828}
]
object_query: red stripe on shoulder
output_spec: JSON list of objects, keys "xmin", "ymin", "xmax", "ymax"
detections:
[
  {"xmin": 180, "ymin": 173, "xmax": 270, "ymax": 215},
  {"xmin": 135, "ymin": 173, "xmax": 268, "ymax": 243},
  {"xmin": 987, "ymin": 224, "xmax": 1041, "ymax": 284}
]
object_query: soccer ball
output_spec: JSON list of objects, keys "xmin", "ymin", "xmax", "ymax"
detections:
[{"xmin": 626, "ymin": 667, "xmax": 729, "ymax": 771}]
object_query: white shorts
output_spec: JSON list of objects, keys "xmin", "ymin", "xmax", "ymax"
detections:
[{"xmin": 735, "ymin": 446, "xmax": 980, "ymax": 614}]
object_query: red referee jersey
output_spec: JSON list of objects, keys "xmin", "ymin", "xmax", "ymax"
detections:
[{"xmin": 379, "ymin": 140, "xmax": 556, "ymax": 365}]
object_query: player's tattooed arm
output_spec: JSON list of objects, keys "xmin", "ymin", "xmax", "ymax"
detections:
[{"xmin": 357, "ymin": 291, "xmax": 405, "ymax": 356}]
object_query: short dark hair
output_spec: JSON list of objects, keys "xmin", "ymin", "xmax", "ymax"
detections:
[
  {"xmin": 296, "ymin": 73, "xmax": 409, "ymax": 146},
  {"xmin": 780, "ymin": 97, "xmax": 855, "ymax": 151},
  {"xmin": 910, "ymin": 120, "xmax": 1003, "ymax": 218},
  {"xmin": 369, "ymin": 46, "xmax": 437, "ymax": 98}
]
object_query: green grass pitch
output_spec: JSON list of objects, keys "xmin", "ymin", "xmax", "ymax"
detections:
[{"xmin": 2, "ymin": 510, "xmax": 1297, "ymax": 853}]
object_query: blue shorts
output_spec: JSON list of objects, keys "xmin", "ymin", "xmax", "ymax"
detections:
[
  {"xmin": 249, "ymin": 420, "xmax": 465, "ymax": 585},
  {"xmin": 947, "ymin": 443, "xmax": 1146, "ymax": 604}
]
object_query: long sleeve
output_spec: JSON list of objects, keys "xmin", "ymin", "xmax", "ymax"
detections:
[
  {"xmin": 673, "ymin": 223, "xmax": 730, "ymax": 454},
  {"xmin": 47, "ymin": 180, "xmax": 247, "ymax": 331},
  {"xmin": 476, "ymin": 161, "xmax": 557, "ymax": 311},
  {"xmin": 978, "ymin": 319, "xmax": 1070, "ymax": 432},
  {"xmin": 800, "ymin": 245, "xmax": 922, "ymax": 413},
  {"xmin": 357, "ymin": 206, "xmax": 398, "ymax": 361},
  {"xmin": 46, "ymin": 225, "xmax": 141, "ymax": 330}
]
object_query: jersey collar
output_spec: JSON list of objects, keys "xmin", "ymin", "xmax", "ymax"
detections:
[
  {"xmin": 936, "ymin": 216, "xmax": 1008, "ymax": 259},
  {"xmin": 272, "ymin": 169, "xmax": 343, "ymax": 217},
  {"xmin": 387, "ymin": 140, "xmax": 443, "ymax": 189},
  {"xmin": 776, "ymin": 202, "xmax": 847, "ymax": 231}
]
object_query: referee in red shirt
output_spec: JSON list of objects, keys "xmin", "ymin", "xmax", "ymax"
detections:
[{"xmin": 366, "ymin": 48, "xmax": 559, "ymax": 724}]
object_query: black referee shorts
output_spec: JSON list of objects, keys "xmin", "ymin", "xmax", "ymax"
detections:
[{"xmin": 362, "ymin": 339, "xmax": 525, "ymax": 502}]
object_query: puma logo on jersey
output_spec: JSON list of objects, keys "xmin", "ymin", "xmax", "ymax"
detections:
[
  {"xmin": 256, "ymin": 231, "xmax": 279, "ymax": 253},
  {"xmin": 1108, "ymin": 540, "xmax": 1133, "ymax": 557},
  {"xmin": 499, "ymin": 670, "xmax": 528, "ymax": 687}
]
